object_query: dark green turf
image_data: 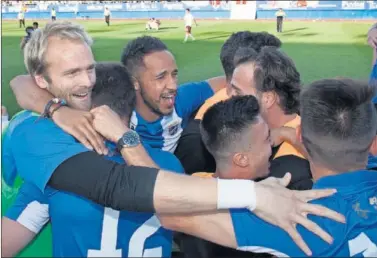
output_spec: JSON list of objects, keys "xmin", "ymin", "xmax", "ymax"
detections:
[
  {"xmin": 0, "ymin": 19, "xmax": 375, "ymax": 257},
  {"xmin": 1, "ymin": 20, "xmax": 374, "ymax": 116}
]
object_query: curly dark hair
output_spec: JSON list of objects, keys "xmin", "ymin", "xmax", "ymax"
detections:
[
  {"xmin": 121, "ymin": 36, "xmax": 168, "ymax": 79},
  {"xmin": 220, "ymin": 31, "xmax": 281, "ymax": 81}
]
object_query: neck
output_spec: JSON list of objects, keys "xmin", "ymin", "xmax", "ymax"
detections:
[
  {"xmin": 265, "ymin": 107, "xmax": 297, "ymax": 129},
  {"xmin": 214, "ymin": 165, "xmax": 252, "ymax": 180},
  {"xmin": 135, "ymin": 93, "xmax": 160, "ymax": 122},
  {"xmin": 310, "ymin": 162, "xmax": 366, "ymax": 182}
]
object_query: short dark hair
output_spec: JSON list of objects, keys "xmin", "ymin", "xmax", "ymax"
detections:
[
  {"xmin": 300, "ymin": 78, "xmax": 377, "ymax": 172},
  {"xmin": 121, "ymin": 36, "xmax": 168, "ymax": 79},
  {"xmin": 235, "ymin": 46, "xmax": 301, "ymax": 114},
  {"xmin": 220, "ymin": 31, "xmax": 281, "ymax": 81},
  {"xmin": 201, "ymin": 95, "xmax": 261, "ymax": 162},
  {"xmin": 233, "ymin": 47, "xmax": 258, "ymax": 67},
  {"xmin": 92, "ymin": 62, "xmax": 136, "ymax": 121},
  {"xmin": 186, "ymin": 8, "xmax": 190, "ymax": 12},
  {"xmin": 33, "ymin": 22, "xmax": 38, "ymax": 27}
]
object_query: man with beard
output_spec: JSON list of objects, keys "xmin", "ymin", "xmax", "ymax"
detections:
[
  {"xmin": 2, "ymin": 62, "xmax": 184, "ymax": 257},
  {"xmin": 10, "ymin": 36, "xmax": 226, "ymax": 154},
  {"xmin": 174, "ymin": 31, "xmax": 282, "ymax": 175},
  {"xmin": 158, "ymin": 78, "xmax": 377, "ymax": 257},
  {"xmin": 4, "ymin": 21, "xmax": 343, "ymax": 257}
]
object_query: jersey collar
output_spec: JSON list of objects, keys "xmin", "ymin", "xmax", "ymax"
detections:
[{"xmin": 313, "ymin": 170, "xmax": 377, "ymax": 190}]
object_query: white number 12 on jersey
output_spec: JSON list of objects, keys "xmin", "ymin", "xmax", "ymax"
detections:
[
  {"xmin": 88, "ymin": 208, "xmax": 162, "ymax": 257},
  {"xmin": 349, "ymin": 232, "xmax": 377, "ymax": 257}
]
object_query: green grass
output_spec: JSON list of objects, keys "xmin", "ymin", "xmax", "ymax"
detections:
[
  {"xmin": 0, "ymin": 19, "xmax": 375, "ymax": 257},
  {"xmin": 1, "ymin": 19, "xmax": 374, "ymax": 117}
]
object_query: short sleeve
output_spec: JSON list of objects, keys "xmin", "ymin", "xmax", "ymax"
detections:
[
  {"xmin": 10, "ymin": 117, "xmax": 90, "ymax": 192},
  {"xmin": 5, "ymin": 182, "xmax": 50, "ymax": 234},
  {"xmin": 175, "ymin": 81, "xmax": 214, "ymax": 126}
]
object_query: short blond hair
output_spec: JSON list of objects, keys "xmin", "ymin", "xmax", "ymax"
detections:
[{"xmin": 24, "ymin": 21, "xmax": 93, "ymax": 76}]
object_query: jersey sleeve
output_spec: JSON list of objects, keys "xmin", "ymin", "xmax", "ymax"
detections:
[
  {"xmin": 5, "ymin": 182, "xmax": 50, "ymax": 234},
  {"xmin": 230, "ymin": 206, "xmax": 340, "ymax": 257},
  {"xmin": 175, "ymin": 81, "xmax": 214, "ymax": 125},
  {"xmin": 10, "ymin": 117, "xmax": 90, "ymax": 192}
]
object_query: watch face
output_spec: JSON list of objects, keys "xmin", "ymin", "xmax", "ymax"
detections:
[{"xmin": 122, "ymin": 131, "xmax": 140, "ymax": 147}]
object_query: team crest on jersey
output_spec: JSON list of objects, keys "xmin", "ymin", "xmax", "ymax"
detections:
[
  {"xmin": 352, "ymin": 202, "xmax": 371, "ymax": 219},
  {"xmin": 130, "ymin": 123, "xmax": 136, "ymax": 130},
  {"xmin": 168, "ymin": 123, "xmax": 179, "ymax": 136}
]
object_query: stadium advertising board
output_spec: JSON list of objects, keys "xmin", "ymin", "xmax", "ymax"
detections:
[
  {"xmin": 341, "ymin": 1, "xmax": 367, "ymax": 9},
  {"xmin": 367, "ymin": 0, "xmax": 377, "ymax": 9},
  {"xmin": 57, "ymin": 5, "xmax": 78, "ymax": 13},
  {"xmin": 125, "ymin": 2, "xmax": 159, "ymax": 11},
  {"xmin": 256, "ymin": 0, "xmax": 372, "ymax": 9}
]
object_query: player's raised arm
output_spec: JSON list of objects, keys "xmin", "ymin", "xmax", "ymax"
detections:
[
  {"xmin": 158, "ymin": 174, "xmax": 345, "ymax": 256},
  {"xmin": 10, "ymin": 109, "xmax": 344, "ymax": 255},
  {"xmin": 10, "ymin": 75, "xmax": 53, "ymax": 116},
  {"xmin": 9, "ymin": 75, "xmax": 107, "ymax": 154},
  {"xmin": 90, "ymin": 105, "xmax": 159, "ymax": 168}
]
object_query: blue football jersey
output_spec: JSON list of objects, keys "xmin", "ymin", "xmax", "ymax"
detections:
[
  {"xmin": 230, "ymin": 170, "xmax": 377, "ymax": 257},
  {"xmin": 4, "ymin": 111, "xmax": 184, "ymax": 257},
  {"xmin": 131, "ymin": 81, "xmax": 214, "ymax": 152}
]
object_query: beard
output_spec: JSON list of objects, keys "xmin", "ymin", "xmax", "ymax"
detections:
[{"xmin": 139, "ymin": 82, "xmax": 173, "ymax": 117}]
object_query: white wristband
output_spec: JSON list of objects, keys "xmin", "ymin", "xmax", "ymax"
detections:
[{"xmin": 217, "ymin": 179, "xmax": 257, "ymax": 211}]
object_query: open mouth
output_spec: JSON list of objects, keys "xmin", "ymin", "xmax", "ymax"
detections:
[
  {"xmin": 161, "ymin": 94, "xmax": 176, "ymax": 106},
  {"xmin": 72, "ymin": 92, "xmax": 90, "ymax": 99}
]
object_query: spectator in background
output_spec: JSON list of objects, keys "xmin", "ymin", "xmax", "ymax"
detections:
[
  {"xmin": 104, "ymin": 7, "xmax": 111, "ymax": 26},
  {"xmin": 51, "ymin": 8, "xmax": 56, "ymax": 21},
  {"xmin": 183, "ymin": 8, "xmax": 197, "ymax": 43},
  {"xmin": 275, "ymin": 8, "xmax": 286, "ymax": 33},
  {"xmin": 145, "ymin": 18, "xmax": 160, "ymax": 31},
  {"xmin": 18, "ymin": 11, "xmax": 25, "ymax": 28}
]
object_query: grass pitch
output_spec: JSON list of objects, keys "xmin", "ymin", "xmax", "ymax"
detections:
[
  {"xmin": 0, "ymin": 18, "xmax": 374, "ymax": 257},
  {"xmin": 1, "ymin": 19, "xmax": 374, "ymax": 116}
]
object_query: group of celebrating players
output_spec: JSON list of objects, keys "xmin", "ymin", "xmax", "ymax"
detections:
[{"xmin": 1, "ymin": 19, "xmax": 377, "ymax": 258}]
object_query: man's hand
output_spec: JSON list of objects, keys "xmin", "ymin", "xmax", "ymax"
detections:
[
  {"xmin": 91, "ymin": 105, "xmax": 129, "ymax": 143},
  {"xmin": 368, "ymin": 27, "xmax": 377, "ymax": 49},
  {"xmin": 252, "ymin": 173, "xmax": 345, "ymax": 256},
  {"xmin": 270, "ymin": 126, "xmax": 309, "ymax": 158},
  {"xmin": 52, "ymin": 106, "xmax": 107, "ymax": 155}
]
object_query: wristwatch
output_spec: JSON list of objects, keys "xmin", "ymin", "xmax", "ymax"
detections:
[{"xmin": 116, "ymin": 130, "xmax": 140, "ymax": 150}]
